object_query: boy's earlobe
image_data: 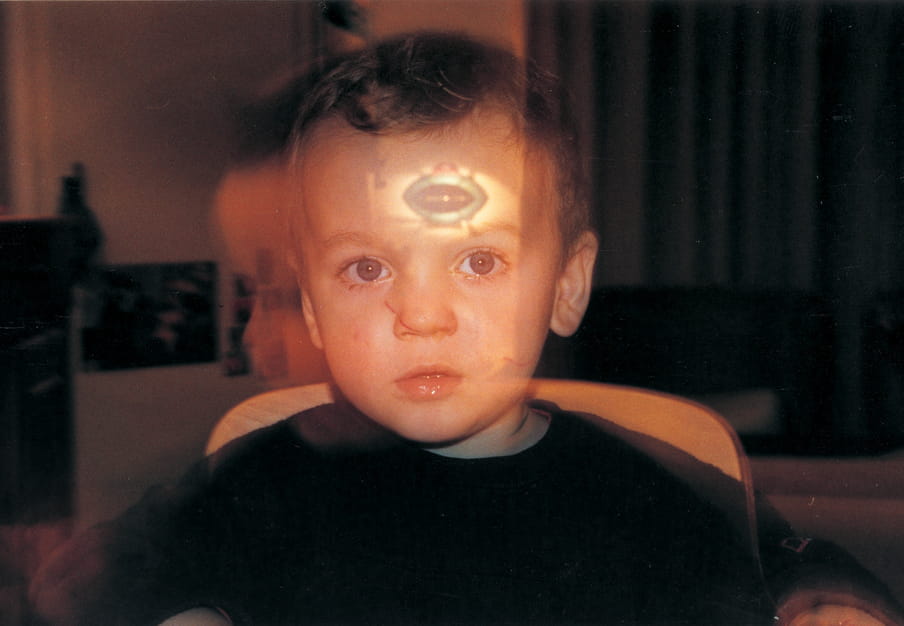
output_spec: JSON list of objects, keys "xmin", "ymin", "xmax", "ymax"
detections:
[
  {"xmin": 300, "ymin": 288, "xmax": 324, "ymax": 350},
  {"xmin": 286, "ymin": 249, "xmax": 323, "ymax": 349},
  {"xmin": 549, "ymin": 231, "xmax": 598, "ymax": 338},
  {"xmin": 291, "ymin": 254, "xmax": 324, "ymax": 351}
]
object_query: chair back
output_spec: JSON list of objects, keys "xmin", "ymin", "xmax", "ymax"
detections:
[
  {"xmin": 209, "ymin": 380, "xmax": 744, "ymax": 475},
  {"xmin": 206, "ymin": 382, "xmax": 334, "ymax": 455},
  {"xmin": 528, "ymin": 379, "xmax": 746, "ymax": 480}
]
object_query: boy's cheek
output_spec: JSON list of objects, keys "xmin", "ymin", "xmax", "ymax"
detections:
[{"xmin": 317, "ymin": 309, "xmax": 383, "ymax": 351}]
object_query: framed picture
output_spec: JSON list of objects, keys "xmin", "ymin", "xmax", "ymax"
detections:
[{"xmin": 80, "ymin": 262, "xmax": 217, "ymax": 371}]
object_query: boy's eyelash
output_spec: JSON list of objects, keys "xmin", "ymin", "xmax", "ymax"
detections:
[
  {"xmin": 457, "ymin": 248, "xmax": 509, "ymax": 279},
  {"xmin": 336, "ymin": 256, "xmax": 390, "ymax": 287}
]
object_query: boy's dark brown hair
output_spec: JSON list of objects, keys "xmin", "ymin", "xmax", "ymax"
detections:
[{"xmin": 240, "ymin": 32, "xmax": 591, "ymax": 254}]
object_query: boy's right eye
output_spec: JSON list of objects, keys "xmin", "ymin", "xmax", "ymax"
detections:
[{"xmin": 341, "ymin": 258, "xmax": 390, "ymax": 284}]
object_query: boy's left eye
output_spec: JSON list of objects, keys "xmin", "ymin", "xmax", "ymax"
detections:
[
  {"xmin": 340, "ymin": 257, "xmax": 391, "ymax": 283},
  {"xmin": 457, "ymin": 251, "xmax": 500, "ymax": 276}
]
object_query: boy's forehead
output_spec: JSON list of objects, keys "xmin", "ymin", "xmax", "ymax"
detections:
[
  {"xmin": 303, "ymin": 116, "xmax": 525, "ymax": 187},
  {"xmin": 293, "ymin": 116, "xmax": 554, "ymax": 236}
]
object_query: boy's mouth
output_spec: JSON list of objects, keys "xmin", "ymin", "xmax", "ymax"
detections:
[{"xmin": 394, "ymin": 367, "xmax": 463, "ymax": 400}]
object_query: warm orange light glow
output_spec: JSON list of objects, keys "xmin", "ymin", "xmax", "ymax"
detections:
[{"xmin": 214, "ymin": 161, "xmax": 329, "ymax": 388}]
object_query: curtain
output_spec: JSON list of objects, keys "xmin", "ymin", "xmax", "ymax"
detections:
[{"xmin": 529, "ymin": 1, "xmax": 904, "ymax": 434}]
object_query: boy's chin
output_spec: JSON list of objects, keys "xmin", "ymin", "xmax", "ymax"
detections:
[{"xmin": 332, "ymin": 377, "xmax": 535, "ymax": 450}]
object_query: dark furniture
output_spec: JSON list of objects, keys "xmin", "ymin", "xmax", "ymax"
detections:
[
  {"xmin": 0, "ymin": 217, "xmax": 76, "ymax": 524},
  {"xmin": 862, "ymin": 291, "xmax": 904, "ymax": 441},
  {"xmin": 539, "ymin": 287, "xmax": 835, "ymax": 452}
]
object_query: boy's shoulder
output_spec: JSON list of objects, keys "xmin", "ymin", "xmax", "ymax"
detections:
[
  {"xmin": 531, "ymin": 398, "xmax": 731, "ymax": 481},
  {"xmin": 532, "ymin": 399, "xmax": 751, "ymax": 528},
  {"xmin": 208, "ymin": 402, "xmax": 399, "ymax": 473}
]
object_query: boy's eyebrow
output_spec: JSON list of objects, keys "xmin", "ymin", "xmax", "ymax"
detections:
[
  {"xmin": 465, "ymin": 220, "xmax": 525, "ymax": 240},
  {"xmin": 318, "ymin": 221, "xmax": 523, "ymax": 250},
  {"xmin": 319, "ymin": 230, "xmax": 379, "ymax": 250}
]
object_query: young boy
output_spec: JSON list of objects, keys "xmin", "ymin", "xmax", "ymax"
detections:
[{"xmin": 31, "ymin": 32, "xmax": 890, "ymax": 625}]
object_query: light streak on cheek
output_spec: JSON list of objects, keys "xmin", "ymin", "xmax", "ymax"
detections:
[
  {"xmin": 502, "ymin": 356, "xmax": 531, "ymax": 369},
  {"xmin": 471, "ymin": 355, "xmax": 530, "ymax": 383}
]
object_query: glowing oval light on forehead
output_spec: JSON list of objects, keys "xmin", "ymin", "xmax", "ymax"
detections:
[{"xmin": 403, "ymin": 163, "xmax": 487, "ymax": 225}]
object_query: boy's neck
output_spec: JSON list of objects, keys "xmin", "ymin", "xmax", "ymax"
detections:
[{"xmin": 425, "ymin": 407, "xmax": 551, "ymax": 460}]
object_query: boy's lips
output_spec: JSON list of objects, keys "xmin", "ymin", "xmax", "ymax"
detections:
[{"xmin": 394, "ymin": 367, "xmax": 463, "ymax": 400}]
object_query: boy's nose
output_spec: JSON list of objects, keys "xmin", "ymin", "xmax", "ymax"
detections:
[{"xmin": 387, "ymin": 277, "xmax": 458, "ymax": 339}]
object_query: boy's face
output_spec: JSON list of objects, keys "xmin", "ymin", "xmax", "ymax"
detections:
[{"xmin": 291, "ymin": 114, "xmax": 595, "ymax": 457}]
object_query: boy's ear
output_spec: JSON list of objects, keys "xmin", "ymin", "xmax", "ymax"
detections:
[
  {"xmin": 288, "ymin": 250, "xmax": 324, "ymax": 351},
  {"xmin": 300, "ymin": 287, "xmax": 324, "ymax": 350},
  {"xmin": 549, "ymin": 230, "xmax": 598, "ymax": 338}
]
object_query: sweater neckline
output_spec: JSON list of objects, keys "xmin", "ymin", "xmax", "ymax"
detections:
[
  {"xmin": 396, "ymin": 404, "xmax": 563, "ymax": 489},
  {"xmin": 282, "ymin": 400, "xmax": 569, "ymax": 490}
]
